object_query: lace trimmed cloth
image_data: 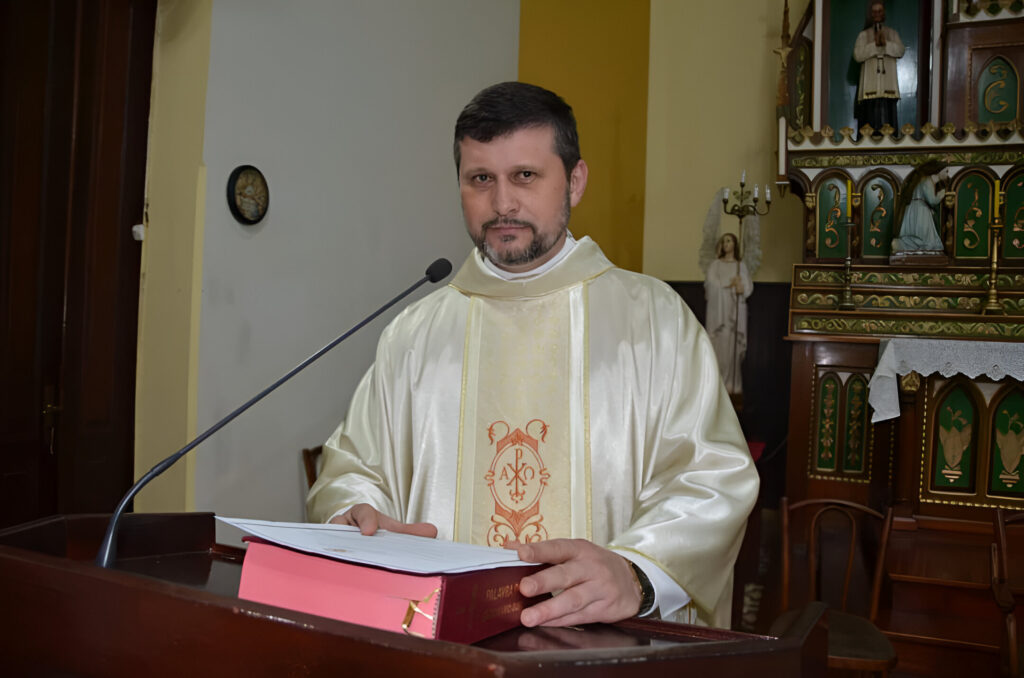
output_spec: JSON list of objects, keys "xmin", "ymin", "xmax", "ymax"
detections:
[{"xmin": 867, "ymin": 338, "xmax": 1024, "ymax": 422}]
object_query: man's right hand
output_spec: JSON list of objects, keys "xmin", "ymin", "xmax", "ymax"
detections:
[{"xmin": 329, "ymin": 503, "xmax": 438, "ymax": 538}]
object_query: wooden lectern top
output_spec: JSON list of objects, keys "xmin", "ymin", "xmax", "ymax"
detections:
[{"xmin": 0, "ymin": 513, "xmax": 826, "ymax": 677}]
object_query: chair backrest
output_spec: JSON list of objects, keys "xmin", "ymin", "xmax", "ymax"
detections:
[
  {"xmin": 994, "ymin": 509, "xmax": 1024, "ymax": 586},
  {"xmin": 780, "ymin": 497, "xmax": 894, "ymax": 623},
  {"xmin": 302, "ymin": 445, "xmax": 323, "ymax": 489},
  {"xmin": 992, "ymin": 509, "xmax": 1024, "ymax": 676}
]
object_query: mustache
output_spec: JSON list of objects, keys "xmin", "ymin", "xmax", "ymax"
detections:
[{"xmin": 482, "ymin": 217, "xmax": 535, "ymax": 231}]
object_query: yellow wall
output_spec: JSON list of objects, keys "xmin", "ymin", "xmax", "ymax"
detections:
[
  {"xmin": 644, "ymin": 0, "xmax": 806, "ymax": 282},
  {"xmin": 133, "ymin": 0, "xmax": 211, "ymax": 512},
  {"xmin": 519, "ymin": 0, "xmax": 650, "ymax": 272}
]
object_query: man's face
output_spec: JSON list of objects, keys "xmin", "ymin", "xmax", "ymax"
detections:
[
  {"xmin": 870, "ymin": 3, "xmax": 885, "ymax": 23},
  {"xmin": 458, "ymin": 125, "xmax": 587, "ymax": 273}
]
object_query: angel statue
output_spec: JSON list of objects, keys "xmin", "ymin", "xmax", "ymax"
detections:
[
  {"xmin": 699, "ymin": 189, "xmax": 761, "ymax": 397},
  {"xmin": 893, "ymin": 160, "xmax": 948, "ymax": 253}
]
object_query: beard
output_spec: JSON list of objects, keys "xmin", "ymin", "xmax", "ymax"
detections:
[{"xmin": 471, "ymin": 190, "xmax": 571, "ymax": 268}]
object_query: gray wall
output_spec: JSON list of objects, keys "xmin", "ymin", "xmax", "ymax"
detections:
[{"xmin": 194, "ymin": 0, "xmax": 519, "ymax": 537}]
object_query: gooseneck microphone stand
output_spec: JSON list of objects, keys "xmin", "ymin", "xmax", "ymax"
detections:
[{"xmin": 95, "ymin": 258, "xmax": 453, "ymax": 568}]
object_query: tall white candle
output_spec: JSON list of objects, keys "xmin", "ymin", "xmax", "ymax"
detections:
[{"xmin": 778, "ymin": 117, "xmax": 787, "ymax": 176}]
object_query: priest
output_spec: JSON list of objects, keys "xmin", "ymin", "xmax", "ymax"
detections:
[{"xmin": 307, "ymin": 82, "xmax": 759, "ymax": 629}]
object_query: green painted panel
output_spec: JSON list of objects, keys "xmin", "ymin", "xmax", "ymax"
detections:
[
  {"xmin": 1003, "ymin": 173, "xmax": 1024, "ymax": 260},
  {"xmin": 843, "ymin": 376, "xmax": 869, "ymax": 473},
  {"xmin": 816, "ymin": 375, "xmax": 840, "ymax": 471},
  {"xmin": 990, "ymin": 390, "xmax": 1024, "ymax": 497},
  {"xmin": 955, "ymin": 174, "xmax": 992, "ymax": 259},
  {"xmin": 977, "ymin": 57, "xmax": 1018, "ymax": 125},
  {"xmin": 827, "ymin": 0, "xmax": 921, "ymax": 136},
  {"xmin": 817, "ymin": 178, "xmax": 852, "ymax": 259},
  {"xmin": 862, "ymin": 177, "xmax": 896, "ymax": 258},
  {"xmin": 933, "ymin": 387, "xmax": 975, "ymax": 491}
]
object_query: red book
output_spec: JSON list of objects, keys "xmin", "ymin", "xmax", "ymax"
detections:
[{"xmin": 238, "ymin": 539, "xmax": 543, "ymax": 644}]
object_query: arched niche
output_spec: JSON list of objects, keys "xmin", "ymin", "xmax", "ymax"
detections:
[
  {"xmin": 951, "ymin": 169, "xmax": 995, "ymax": 260},
  {"xmin": 815, "ymin": 372, "xmax": 842, "ymax": 472},
  {"xmin": 1001, "ymin": 168, "xmax": 1024, "ymax": 261},
  {"xmin": 931, "ymin": 381, "xmax": 981, "ymax": 494},
  {"xmin": 842, "ymin": 375, "xmax": 870, "ymax": 475},
  {"xmin": 859, "ymin": 170, "xmax": 898, "ymax": 259},
  {"xmin": 977, "ymin": 55, "xmax": 1019, "ymax": 125},
  {"xmin": 815, "ymin": 174, "xmax": 854, "ymax": 260},
  {"xmin": 989, "ymin": 386, "xmax": 1024, "ymax": 499}
]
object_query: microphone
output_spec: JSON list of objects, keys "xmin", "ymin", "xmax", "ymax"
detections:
[
  {"xmin": 95, "ymin": 258, "xmax": 453, "ymax": 568},
  {"xmin": 426, "ymin": 257, "xmax": 452, "ymax": 282}
]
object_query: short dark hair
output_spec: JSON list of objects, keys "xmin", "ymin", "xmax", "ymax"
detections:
[{"xmin": 453, "ymin": 81, "xmax": 581, "ymax": 177}]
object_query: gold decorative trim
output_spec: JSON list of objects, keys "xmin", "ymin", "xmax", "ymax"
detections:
[
  {"xmin": 793, "ymin": 149, "xmax": 1024, "ymax": 168},
  {"xmin": 582, "ymin": 284, "xmax": 593, "ymax": 542},
  {"xmin": 796, "ymin": 268, "xmax": 1024, "ymax": 289},
  {"xmin": 918, "ymin": 384, "xmax": 931, "ymax": 502},
  {"xmin": 787, "ymin": 123, "xmax": 1023, "ymax": 149},
  {"xmin": 806, "ymin": 368, "xmax": 819, "ymax": 478},
  {"xmin": 793, "ymin": 292, "xmax": 982, "ymax": 311},
  {"xmin": 899, "ymin": 371, "xmax": 921, "ymax": 393},
  {"xmin": 792, "ymin": 315, "xmax": 1024, "ymax": 339},
  {"xmin": 453, "ymin": 298, "xmax": 476, "ymax": 541}
]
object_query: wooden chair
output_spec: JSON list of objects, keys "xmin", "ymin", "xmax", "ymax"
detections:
[
  {"xmin": 771, "ymin": 497, "xmax": 897, "ymax": 676},
  {"xmin": 302, "ymin": 445, "xmax": 323, "ymax": 489},
  {"xmin": 991, "ymin": 509, "xmax": 1024, "ymax": 676}
]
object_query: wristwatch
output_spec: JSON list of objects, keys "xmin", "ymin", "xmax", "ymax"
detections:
[{"xmin": 629, "ymin": 561, "xmax": 656, "ymax": 616}]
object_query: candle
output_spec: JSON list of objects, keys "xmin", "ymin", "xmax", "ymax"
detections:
[
  {"xmin": 995, "ymin": 179, "xmax": 1001, "ymax": 211},
  {"xmin": 778, "ymin": 118, "xmax": 787, "ymax": 176},
  {"xmin": 766, "ymin": 185, "xmax": 772, "ymax": 203},
  {"xmin": 846, "ymin": 179, "xmax": 852, "ymax": 217},
  {"xmin": 741, "ymin": 170, "xmax": 746, "ymax": 185},
  {"xmin": 753, "ymin": 184, "xmax": 759, "ymax": 200},
  {"xmin": 723, "ymin": 187, "xmax": 730, "ymax": 202}
]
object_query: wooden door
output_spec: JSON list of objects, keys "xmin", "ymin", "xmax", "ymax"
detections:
[{"xmin": 0, "ymin": 0, "xmax": 157, "ymax": 528}]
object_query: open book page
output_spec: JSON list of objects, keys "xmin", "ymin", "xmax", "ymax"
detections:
[{"xmin": 217, "ymin": 517, "xmax": 535, "ymax": 574}]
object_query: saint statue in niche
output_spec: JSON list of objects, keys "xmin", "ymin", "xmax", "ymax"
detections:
[{"xmin": 853, "ymin": 1, "xmax": 905, "ymax": 134}]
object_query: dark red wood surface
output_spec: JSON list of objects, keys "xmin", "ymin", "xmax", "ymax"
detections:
[{"xmin": 0, "ymin": 513, "xmax": 827, "ymax": 677}]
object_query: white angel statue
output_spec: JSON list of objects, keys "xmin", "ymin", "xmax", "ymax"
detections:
[{"xmin": 699, "ymin": 189, "xmax": 761, "ymax": 396}]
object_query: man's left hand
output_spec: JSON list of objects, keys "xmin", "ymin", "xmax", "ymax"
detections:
[{"xmin": 510, "ymin": 539, "xmax": 642, "ymax": 627}]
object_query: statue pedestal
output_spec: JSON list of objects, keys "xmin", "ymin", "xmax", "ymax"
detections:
[{"xmin": 888, "ymin": 251, "xmax": 949, "ymax": 265}]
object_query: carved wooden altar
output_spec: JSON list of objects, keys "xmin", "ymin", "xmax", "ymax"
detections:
[{"xmin": 775, "ymin": 2, "xmax": 1024, "ymax": 675}]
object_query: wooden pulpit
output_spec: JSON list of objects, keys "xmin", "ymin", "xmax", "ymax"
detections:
[{"xmin": 0, "ymin": 513, "xmax": 826, "ymax": 676}]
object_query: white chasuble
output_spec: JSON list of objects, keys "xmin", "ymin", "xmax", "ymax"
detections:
[{"xmin": 307, "ymin": 237, "xmax": 759, "ymax": 628}]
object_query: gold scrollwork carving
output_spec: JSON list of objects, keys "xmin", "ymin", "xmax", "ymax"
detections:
[
  {"xmin": 793, "ymin": 315, "xmax": 1024, "ymax": 339},
  {"xmin": 962, "ymin": 187, "xmax": 983, "ymax": 250},
  {"xmin": 868, "ymin": 183, "xmax": 888, "ymax": 248},
  {"xmin": 823, "ymin": 183, "xmax": 842, "ymax": 248},
  {"xmin": 1013, "ymin": 206, "xmax": 1024, "ymax": 249},
  {"xmin": 899, "ymin": 371, "xmax": 921, "ymax": 393},
  {"xmin": 984, "ymin": 63, "xmax": 1010, "ymax": 115}
]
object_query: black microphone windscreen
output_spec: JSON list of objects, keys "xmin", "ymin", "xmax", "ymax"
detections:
[{"xmin": 426, "ymin": 258, "xmax": 453, "ymax": 283}]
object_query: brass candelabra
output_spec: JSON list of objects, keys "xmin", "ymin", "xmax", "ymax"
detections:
[
  {"xmin": 837, "ymin": 189, "xmax": 861, "ymax": 311},
  {"xmin": 981, "ymin": 188, "xmax": 1006, "ymax": 316},
  {"xmin": 722, "ymin": 171, "xmax": 773, "ymax": 224}
]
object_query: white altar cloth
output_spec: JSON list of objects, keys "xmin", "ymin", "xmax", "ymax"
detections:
[{"xmin": 867, "ymin": 338, "xmax": 1024, "ymax": 423}]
